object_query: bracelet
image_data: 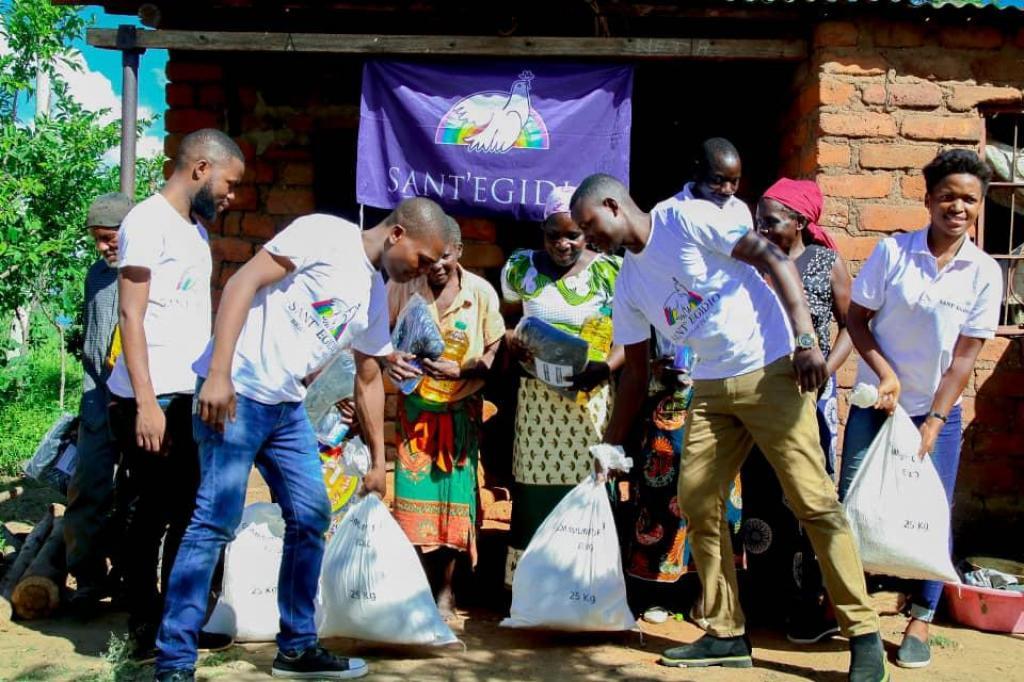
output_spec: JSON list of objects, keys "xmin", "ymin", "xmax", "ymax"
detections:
[{"xmin": 928, "ymin": 411, "xmax": 948, "ymax": 424}]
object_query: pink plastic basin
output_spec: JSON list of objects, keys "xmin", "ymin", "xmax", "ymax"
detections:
[{"xmin": 944, "ymin": 582, "xmax": 1024, "ymax": 634}]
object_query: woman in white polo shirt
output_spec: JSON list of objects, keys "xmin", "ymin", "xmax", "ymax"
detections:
[{"xmin": 842, "ymin": 149, "xmax": 1002, "ymax": 670}]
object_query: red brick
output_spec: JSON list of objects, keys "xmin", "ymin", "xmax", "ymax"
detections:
[
  {"xmin": 820, "ymin": 53, "xmax": 888, "ymax": 76},
  {"xmin": 859, "ymin": 143, "xmax": 940, "ymax": 170},
  {"xmin": 162, "ymin": 159, "xmax": 174, "ymax": 180},
  {"xmin": 164, "ymin": 108, "xmax": 220, "ymax": 134},
  {"xmin": 833, "ymin": 233, "xmax": 881, "ymax": 262},
  {"xmin": 288, "ymin": 114, "xmax": 315, "ymax": 133},
  {"xmin": 211, "ymin": 237, "xmax": 253, "ymax": 263},
  {"xmin": 198, "ymin": 84, "xmax": 226, "ymax": 108},
  {"xmin": 819, "ymin": 173, "xmax": 892, "ymax": 199},
  {"xmin": 460, "ymin": 243, "xmax": 505, "ymax": 269},
  {"xmin": 818, "ymin": 141, "xmax": 851, "ymax": 168},
  {"xmin": 457, "ymin": 218, "xmax": 497, "ymax": 243},
  {"xmin": 822, "ymin": 198, "xmax": 850, "ymax": 229},
  {"xmin": 895, "ymin": 52, "xmax": 971, "ymax": 82},
  {"xmin": 901, "ymin": 175, "xmax": 927, "ymax": 201},
  {"xmin": 819, "ymin": 79, "xmax": 857, "ymax": 106},
  {"xmin": 385, "ymin": 394, "xmax": 398, "ymax": 420},
  {"xmin": 266, "ymin": 188, "xmax": 315, "ymax": 215},
  {"xmin": 222, "ymin": 212, "xmax": 243, "ymax": 237},
  {"xmin": 947, "ymin": 85, "xmax": 1022, "ymax": 113},
  {"xmin": 862, "ymin": 82, "xmax": 942, "ymax": 109},
  {"xmin": 165, "ymin": 83, "xmax": 193, "ymax": 108},
  {"xmin": 815, "ymin": 22, "xmax": 859, "ymax": 48},
  {"xmin": 975, "ymin": 366, "xmax": 995, "ymax": 392},
  {"xmin": 873, "ymin": 23, "xmax": 927, "ymax": 48},
  {"xmin": 241, "ymin": 213, "xmax": 277, "ymax": 239},
  {"xmin": 901, "ymin": 115, "xmax": 983, "ymax": 143},
  {"xmin": 228, "ymin": 185, "xmax": 259, "ymax": 211},
  {"xmin": 819, "ymin": 112, "xmax": 897, "ymax": 138},
  {"xmin": 858, "ymin": 204, "xmax": 930, "ymax": 232},
  {"xmin": 978, "ymin": 336, "xmax": 1012, "ymax": 363},
  {"xmin": 383, "ymin": 421, "xmax": 397, "ymax": 445},
  {"xmin": 242, "ymin": 160, "xmax": 275, "ymax": 185},
  {"xmin": 960, "ymin": 396, "xmax": 976, "ymax": 424},
  {"xmin": 264, "ymin": 145, "xmax": 313, "ymax": 161},
  {"xmin": 233, "ymin": 138, "xmax": 255, "ymax": 162},
  {"xmin": 280, "ymin": 162, "xmax": 314, "ymax": 186},
  {"xmin": 1017, "ymin": 27, "xmax": 1024, "ymax": 49},
  {"xmin": 166, "ymin": 62, "xmax": 224, "ymax": 83},
  {"xmin": 940, "ymin": 26, "xmax": 1003, "ymax": 50},
  {"xmin": 970, "ymin": 56, "xmax": 1024, "ymax": 85},
  {"xmin": 218, "ymin": 262, "xmax": 241, "ymax": 288},
  {"xmin": 163, "ymin": 133, "xmax": 183, "ymax": 159}
]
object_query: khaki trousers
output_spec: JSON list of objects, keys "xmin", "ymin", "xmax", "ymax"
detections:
[{"xmin": 678, "ymin": 356, "xmax": 879, "ymax": 638}]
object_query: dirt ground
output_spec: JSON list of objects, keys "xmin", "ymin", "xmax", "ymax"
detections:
[{"xmin": 2, "ymin": 476, "xmax": 1023, "ymax": 682}]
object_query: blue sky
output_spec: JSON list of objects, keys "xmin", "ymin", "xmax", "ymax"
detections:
[{"xmin": 74, "ymin": 7, "xmax": 169, "ymax": 155}]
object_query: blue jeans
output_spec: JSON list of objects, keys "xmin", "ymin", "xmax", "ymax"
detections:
[
  {"xmin": 839, "ymin": 404, "xmax": 963, "ymax": 623},
  {"xmin": 155, "ymin": 388, "xmax": 331, "ymax": 673}
]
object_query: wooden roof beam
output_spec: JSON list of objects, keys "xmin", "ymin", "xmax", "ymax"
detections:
[{"xmin": 87, "ymin": 27, "xmax": 807, "ymax": 60}]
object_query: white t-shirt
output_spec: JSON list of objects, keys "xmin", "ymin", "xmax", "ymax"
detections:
[
  {"xmin": 193, "ymin": 214, "xmax": 393, "ymax": 404},
  {"xmin": 107, "ymin": 194, "xmax": 212, "ymax": 398},
  {"xmin": 852, "ymin": 228, "xmax": 1002, "ymax": 415},
  {"xmin": 613, "ymin": 191, "xmax": 794, "ymax": 380}
]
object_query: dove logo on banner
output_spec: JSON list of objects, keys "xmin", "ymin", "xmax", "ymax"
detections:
[
  {"xmin": 356, "ymin": 60, "xmax": 633, "ymax": 221},
  {"xmin": 435, "ymin": 71, "xmax": 550, "ymax": 154}
]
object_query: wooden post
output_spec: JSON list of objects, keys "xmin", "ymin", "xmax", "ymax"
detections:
[
  {"xmin": 0, "ymin": 506, "xmax": 56, "ymax": 622},
  {"xmin": 117, "ymin": 25, "xmax": 143, "ymax": 198},
  {"xmin": 12, "ymin": 517, "xmax": 67, "ymax": 620}
]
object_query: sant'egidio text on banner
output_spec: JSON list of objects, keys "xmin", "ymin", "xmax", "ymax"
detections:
[{"xmin": 356, "ymin": 60, "xmax": 633, "ymax": 221}]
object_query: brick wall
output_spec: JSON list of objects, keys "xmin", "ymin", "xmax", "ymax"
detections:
[{"xmin": 797, "ymin": 18, "xmax": 1024, "ymax": 554}]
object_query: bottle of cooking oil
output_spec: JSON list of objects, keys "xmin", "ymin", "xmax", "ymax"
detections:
[
  {"xmin": 418, "ymin": 320, "xmax": 469, "ymax": 403},
  {"xmin": 579, "ymin": 306, "xmax": 613, "ymax": 362}
]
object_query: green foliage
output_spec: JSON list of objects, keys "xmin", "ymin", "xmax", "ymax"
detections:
[{"xmin": 0, "ymin": 322, "xmax": 82, "ymax": 474}]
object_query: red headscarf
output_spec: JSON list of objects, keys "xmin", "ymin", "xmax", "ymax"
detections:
[{"xmin": 762, "ymin": 178, "xmax": 838, "ymax": 251}]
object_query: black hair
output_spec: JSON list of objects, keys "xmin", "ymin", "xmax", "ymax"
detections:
[
  {"xmin": 570, "ymin": 173, "xmax": 628, "ymax": 211},
  {"xmin": 175, "ymin": 128, "xmax": 245, "ymax": 169},
  {"xmin": 695, "ymin": 137, "xmax": 741, "ymax": 178},
  {"xmin": 387, "ymin": 197, "xmax": 448, "ymax": 241},
  {"xmin": 923, "ymin": 149, "xmax": 992, "ymax": 194}
]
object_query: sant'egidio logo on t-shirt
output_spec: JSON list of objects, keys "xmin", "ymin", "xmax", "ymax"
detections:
[
  {"xmin": 286, "ymin": 296, "xmax": 360, "ymax": 350},
  {"xmin": 663, "ymin": 278, "xmax": 719, "ymax": 342}
]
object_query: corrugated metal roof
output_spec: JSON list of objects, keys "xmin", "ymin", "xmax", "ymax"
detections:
[{"xmin": 727, "ymin": 0, "xmax": 1024, "ymax": 9}]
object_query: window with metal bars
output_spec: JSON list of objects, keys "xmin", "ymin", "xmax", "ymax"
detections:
[{"xmin": 980, "ymin": 109, "xmax": 1024, "ymax": 336}]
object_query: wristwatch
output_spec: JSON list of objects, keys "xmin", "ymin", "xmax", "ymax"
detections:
[{"xmin": 795, "ymin": 332, "xmax": 817, "ymax": 352}]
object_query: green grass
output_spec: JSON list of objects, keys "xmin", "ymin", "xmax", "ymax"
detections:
[
  {"xmin": 928, "ymin": 634, "xmax": 961, "ymax": 650},
  {"xmin": 0, "ymin": 331, "xmax": 82, "ymax": 476}
]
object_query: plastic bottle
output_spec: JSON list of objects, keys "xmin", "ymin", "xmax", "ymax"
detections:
[
  {"xmin": 418, "ymin": 320, "xmax": 469, "ymax": 403},
  {"xmin": 396, "ymin": 359, "xmax": 425, "ymax": 395},
  {"xmin": 304, "ymin": 350, "xmax": 357, "ymax": 427},
  {"xmin": 314, "ymin": 405, "xmax": 350, "ymax": 448},
  {"xmin": 579, "ymin": 306, "xmax": 613, "ymax": 363},
  {"xmin": 850, "ymin": 383, "xmax": 880, "ymax": 408}
]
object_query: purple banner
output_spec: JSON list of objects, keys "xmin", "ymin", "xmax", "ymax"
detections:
[{"xmin": 356, "ymin": 60, "xmax": 632, "ymax": 221}]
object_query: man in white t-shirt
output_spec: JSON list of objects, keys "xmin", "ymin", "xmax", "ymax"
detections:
[
  {"xmin": 108, "ymin": 129, "xmax": 244, "ymax": 660},
  {"xmin": 571, "ymin": 174, "xmax": 886, "ymax": 682},
  {"xmin": 153, "ymin": 198, "xmax": 448, "ymax": 681}
]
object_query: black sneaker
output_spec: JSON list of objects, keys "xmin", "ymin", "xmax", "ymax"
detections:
[
  {"xmin": 849, "ymin": 632, "xmax": 890, "ymax": 682},
  {"xmin": 786, "ymin": 610, "xmax": 840, "ymax": 644},
  {"xmin": 660, "ymin": 634, "xmax": 753, "ymax": 668},
  {"xmin": 154, "ymin": 670, "xmax": 195, "ymax": 682},
  {"xmin": 197, "ymin": 631, "xmax": 234, "ymax": 653},
  {"xmin": 896, "ymin": 633, "xmax": 931, "ymax": 669},
  {"xmin": 271, "ymin": 645, "xmax": 368, "ymax": 679}
]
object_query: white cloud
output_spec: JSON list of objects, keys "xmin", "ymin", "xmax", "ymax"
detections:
[
  {"xmin": 55, "ymin": 50, "xmax": 154, "ymax": 125},
  {"xmin": 151, "ymin": 67, "xmax": 168, "ymax": 88}
]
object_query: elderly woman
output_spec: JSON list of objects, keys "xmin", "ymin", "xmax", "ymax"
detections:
[
  {"xmin": 386, "ymin": 218, "xmax": 504, "ymax": 618},
  {"xmin": 843, "ymin": 150, "xmax": 1001, "ymax": 669},
  {"xmin": 501, "ymin": 186, "xmax": 623, "ymax": 588},
  {"xmin": 752, "ymin": 177, "xmax": 854, "ymax": 643}
]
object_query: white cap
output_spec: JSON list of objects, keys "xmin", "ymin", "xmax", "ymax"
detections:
[{"xmin": 542, "ymin": 185, "xmax": 577, "ymax": 221}]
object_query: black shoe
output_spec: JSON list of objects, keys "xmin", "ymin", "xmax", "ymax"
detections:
[
  {"xmin": 786, "ymin": 610, "xmax": 840, "ymax": 645},
  {"xmin": 849, "ymin": 632, "xmax": 890, "ymax": 682},
  {"xmin": 272, "ymin": 645, "xmax": 368, "ymax": 679},
  {"xmin": 660, "ymin": 634, "xmax": 753, "ymax": 669},
  {"xmin": 67, "ymin": 584, "xmax": 108, "ymax": 620},
  {"xmin": 197, "ymin": 631, "xmax": 234, "ymax": 653},
  {"xmin": 154, "ymin": 670, "xmax": 195, "ymax": 682},
  {"xmin": 896, "ymin": 633, "xmax": 931, "ymax": 669}
]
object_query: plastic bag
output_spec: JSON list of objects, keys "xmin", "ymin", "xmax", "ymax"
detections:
[
  {"xmin": 317, "ymin": 495, "xmax": 459, "ymax": 646},
  {"xmin": 203, "ymin": 503, "xmax": 285, "ymax": 642},
  {"xmin": 842, "ymin": 407, "xmax": 959, "ymax": 583},
  {"xmin": 304, "ymin": 350, "xmax": 357, "ymax": 428},
  {"xmin": 391, "ymin": 294, "xmax": 445, "ymax": 395},
  {"xmin": 23, "ymin": 413, "xmax": 78, "ymax": 496},
  {"xmin": 501, "ymin": 475, "xmax": 636, "ymax": 631},
  {"xmin": 322, "ymin": 436, "xmax": 372, "ymax": 537},
  {"xmin": 514, "ymin": 316, "xmax": 589, "ymax": 390}
]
